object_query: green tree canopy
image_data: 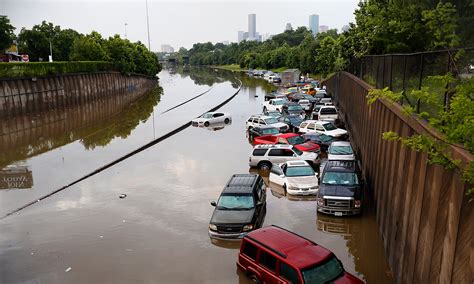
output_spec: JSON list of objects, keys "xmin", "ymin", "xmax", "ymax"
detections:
[{"xmin": 0, "ymin": 15, "xmax": 16, "ymax": 51}]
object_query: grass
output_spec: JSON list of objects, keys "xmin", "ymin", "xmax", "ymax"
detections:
[{"xmin": 0, "ymin": 61, "xmax": 115, "ymax": 78}]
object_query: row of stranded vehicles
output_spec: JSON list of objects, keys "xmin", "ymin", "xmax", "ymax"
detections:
[{"xmin": 192, "ymin": 83, "xmax": 364, "ymax": 283}]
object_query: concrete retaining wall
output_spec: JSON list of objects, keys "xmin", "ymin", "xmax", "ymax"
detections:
[{"xmin": 0, "ymin": 72, "xmax": 157, "ymax": 117}]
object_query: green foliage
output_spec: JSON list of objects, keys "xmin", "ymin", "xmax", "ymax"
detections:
[
  {"xmin": 0, "ymin": 15, "xmax": 16, "ymax": 51},
  {"xmin": 422, "ymin": 2, "xmax": 460, "ymax": 50},
  {"xmin": 0, "ymin": 61, "xmax": 115, "ymax": 77},
  {"xmin": 70, "ymin": 34, "xmax": 108, "ymax": 61},
  {"xmin": 367, "ymin": 87, "xmax": 403, "ymax": 104}
]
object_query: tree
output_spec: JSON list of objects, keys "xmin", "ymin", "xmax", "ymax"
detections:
[
  {"xmin": 0, "ymin": 15, "xmax": 16, "ymax": 51},
  {"xmin": 422, "ymin": 2, "xmax": 460, "ymax": 50},
  {"xmin": 18, "ymin": 21, "xmax": 60, "ymax": 61},
  {"xmin": 54, "ymin": 29, "xmax": 81, "ymax": 61},
  {"xmin": 69, "ymin": 34, "xmax": 108, "ymax": 61}
]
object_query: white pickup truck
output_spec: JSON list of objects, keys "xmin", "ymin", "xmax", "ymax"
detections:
[
  {"xmin": 262, "ymin": 98, "xmax": 286, "ymax": 113},
  {"xmin": 317, "ymin": 106, "xmax": 339, "ymax": 123}
]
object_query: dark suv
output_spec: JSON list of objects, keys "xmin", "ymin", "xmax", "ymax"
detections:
[
  {"xmin": 209, "ymin": 174, "xmax": 266, "ymax": 239},
  {"xmin": 317, "ymin": 160, "xmax": 363, "ymax": 216}
]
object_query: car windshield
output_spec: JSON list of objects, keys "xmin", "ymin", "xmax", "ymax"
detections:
[
  {"xmin": 323, "ymin": 123, "xmax": 337, "ymax": 131},
  {"xmin": 202, "ymin": 113, "xmax": 213, "ymax": 118},
  {"xmin": 288, "ymin": 116, "xmax": 303, "ymax": 123},
  {"xmin": 330, "ymin": 146, "xmax": 353, "ymax": 155},
  {"xmin": 302, "ymin": 257, "xmax": 344, "ymax": 284},
  {"xmin": 322, "ymin": 172, "xmax": 359, "ymax": 186},
  {"xmin": 288, "ymin": 105, "xmax": 303, "ymax": 111},
  {"xmin": 262, "ymin": 128, "xmax": 279, "ymax": 135},
  {"xmin": 293, "ymin": 147, "xmax": 303, "ymax": 155},
  {"xmin": 274, "ymin": 100, "xmax": 284, "ymax": 105},
  {"xmin": 285, "ymin": 166, "xmax": 315, "ymax": 177},
  {"xmin": 264, "ymin": 117, "xmax": 278, "ymax": 124},
  {"xmin": 217, "ymin": 195, "xmax": 254, "ymax": 210},
  {"xmin": 320, "ymin": 108, "xmax": 337, "ymax": 115},
  {"xmin": 287, "ymin": 136, "xmax": 305, "ymax": 145},
  {"xmin": 319, "ymin": 134, "xmax": 333, "ymax": 142}
]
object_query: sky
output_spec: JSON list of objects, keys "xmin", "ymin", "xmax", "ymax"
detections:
[{"xmin": 2, "ymin": 0, "xmax": 359, "ymax": 51}]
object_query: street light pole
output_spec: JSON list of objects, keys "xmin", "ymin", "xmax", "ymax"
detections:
[
  {"xmin": 49, "ymin": 37, "xmax": 53, "ymax": 62},
  {"xmin": 145, "ymin": 0, "xmax": 151, "ymax": 51},
  {"xmin": 124, "ymin": 22, "xmax": 128, "ymax": 39}
]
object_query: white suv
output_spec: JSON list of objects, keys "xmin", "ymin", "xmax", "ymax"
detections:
[
  {"xmin": 248, "ymin": 144, "xmax": 318, "ymax": 170},
  {"xmin": 298, "ymin": 120, "xmax": 348, "ymax": 139},
  {"xmin": 262, "ymin": 98, "xmax": 286, "ymax": 113},
  {"xmin": 246, "ymin": 115, "xmax": 289, "ymax": 133}
]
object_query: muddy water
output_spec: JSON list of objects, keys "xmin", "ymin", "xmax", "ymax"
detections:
[{"xmin": 0, "ymin": 68, "xmax": 392, "ymax": 283}]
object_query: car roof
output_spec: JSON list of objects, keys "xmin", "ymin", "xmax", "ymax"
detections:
[
  {"xmin": 324, "ymin": 160, "xmax": 358, "ymax": 172},
  {"xmin": 245, "ymin": 226, "xmax": 333, "ymax": 269},
  {"xmin": 276, "ymin": 133, "xmax": 299, "ymax": 138},
  {"xmin": 330, "ymin": 141, "xmax": 351, "ymax": 147},
  {"xmin": 253, "ymin": 144, "xmax": 293, "ymax": 150},
  {"xmin": 285, "ymin": 160, "xmax": 310, "ymax": 167},
  {"xmin": 284, "ymin": 102, "xmax": 299, "ymax": 106},
  {"xmin": 255, "ymin": 125, "xmax": 278, "ymax": 130},
  {"xmin": 222, "ymin": 174, "xmax": 260, "ymax": 194},
  {"xmin": 320, "ymin": 105, "xmax": 336, "ymax": 109}
]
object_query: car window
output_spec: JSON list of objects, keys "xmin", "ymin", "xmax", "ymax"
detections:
[
  {"xmin": 322, "ymin": 172, "xmax": 359, "ymax": 186},
  {"xmin": 282, "ymin": 149, "xmax": 295, "ymax": 157},
  {"xmin": 308, "ymin": 123, "xmax": 315, "ymax": 130},
  {"xmin": 320, "ymin": 108, "xmax": 337, "ymax": 115},
  {"xmin": 330, "ymin": 146, "xmax": 353, "ymax": 155},
  {"xmin": 259, "ymin": 251, "xmax": 277, "ymax": 272},
  {"xmin": 258, "ymin": 119, "xmax": 266, "ymax": 125},
  {"xmin": 277, "ymin": 138, "xmax": 287, "ymax": 144},
  {"xmin": 213, "ymin": 113, "xmax": 224, "ymax": 117},
  {"xmin": 242, "ymin": 241, "xmax": 258, "ymax": 260},
  {"xmin": 285, "ymin": 166, "xmax": 315, "ymax": 177},
  {"xmin": 300, "ymin": 122, "xmax": 308, "ymax": 128},
  {"xmin": 280, "ymin": 262, "xmax": 299, "ymax": 284},
  {"xmin": 315, "ymin": 125, "xmax": 325, "ymax": 131},
  {"xmin": 302, "ymin": 257, "xmax": 344, "ymax": 284},
  {"xmin": 268, "ymin": 149, "xmax": 283, "ymax": 156},
  {"xmin": 253, "ymin": 149, "xmax": 268, "ymax": 156},
  {"xmin": 217, "ymin": 195, "xmax": 254, "ymax": 210},
  {"xmin": 271, "ymin": 164, "xmax": 283, "ymax": 175},
  {"xmin": 323, "ymin": 123, "xmax": 337, "ymax": 131}
]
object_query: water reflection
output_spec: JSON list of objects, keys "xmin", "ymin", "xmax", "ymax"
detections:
[
  {"xmin": 0, "ymin": 163, "xmax": 33, "ymax": 190},
  {"xmin": 0, "ymin": 87, "xmax": 162, "ymax": 168},
  {"xmin": 192, "ymin": 121, "xmax": 233, "ymax": 131}
]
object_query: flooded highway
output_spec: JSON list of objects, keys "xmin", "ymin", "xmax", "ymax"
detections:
[{"xmin": 0, "ymin": 68, "xmax": 392, "ymax": 283}]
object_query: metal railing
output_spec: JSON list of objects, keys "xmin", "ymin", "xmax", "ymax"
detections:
[{"xmin": 347, "ymin": 47, "xmax": 474, "ymax": 114}]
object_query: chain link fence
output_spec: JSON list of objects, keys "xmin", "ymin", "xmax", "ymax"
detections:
[{"xmin": 347, "ymin": 48, "xmax": 474, "ymax": 116}]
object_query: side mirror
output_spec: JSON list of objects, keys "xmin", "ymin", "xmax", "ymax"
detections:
[{"xmin": 210, "ymin": 201, "xmax": 217, "ymax": 207}]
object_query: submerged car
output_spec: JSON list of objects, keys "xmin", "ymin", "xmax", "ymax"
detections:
[
  {"xmin": 299, "ymin": 120, "xmax": 348, "ymax": 139},
  {"xmin": 237, "ymin": 225, "xmax": 363, "ymax": 284},
  {"xmin": 278, "ymin": 114, "xmax": 304, "ymax": 132},
  {"xmin": 246, "ymin": 115, "xmax": 289, "ymax": 133},
  {"xmin": 302, "ymin": 133, "xmax": 335, "ymax": 151},
  {"xmin": 248, "ymin": 125, "xmax": 279, "ymax": 140},
  {"xmin": 192, "ymin": 112, "xmax": 231, "ymax": 127},
  {"xmin": 281, "ymin": 102, "xmax": 306, "ymax": 118},
  {"xmin": 317, "ymin": 160, "xmax": 364, "ymax": 216},
  {"xmin": 253, "ymin": 133, "xmax": 321, "ymax": 153},
  {"xmin": 328, "ymin": 141, "xmax": 356, "ymax": 160},
  {"xmin": 269, "ymin": 160, "xmax": 319, "ymax": 196},
  {"xmin": 209, "ymin": 174, "xmax": 266, "ymax": 239}
]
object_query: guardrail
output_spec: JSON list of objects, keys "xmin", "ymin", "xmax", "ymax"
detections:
[{"xmin": 323, "ymin": 71, "xmax": 472, "ymax": 284}]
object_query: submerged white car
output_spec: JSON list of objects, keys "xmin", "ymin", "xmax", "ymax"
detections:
[
  {"xmin": 328, "ymin": 141, "xmax": 356, "ymax": 161},
  {"xmin": 269, "ymin": 160, "xmax": 319, "ymax": 196},
  {"xmin": 192, "ymin": 112, "xmax": 231, "ymax": 127},
  {"xmin": 298, "ymin": 120, "xmax": 348, "ymax": 139}
]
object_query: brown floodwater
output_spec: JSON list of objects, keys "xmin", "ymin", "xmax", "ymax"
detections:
[{"xmin": 0, "ymin": 67, "xmax": 393, "ymax": 283}]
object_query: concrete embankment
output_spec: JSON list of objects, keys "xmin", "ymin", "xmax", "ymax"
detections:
[{"xmin": 0, "ymin": 72, "xmax": 157, "ymax": 117}]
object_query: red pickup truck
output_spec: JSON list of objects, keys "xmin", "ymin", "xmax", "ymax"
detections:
[{"xmin": 253, "ymin": 133, "xmax": 320, "ymax": 153}]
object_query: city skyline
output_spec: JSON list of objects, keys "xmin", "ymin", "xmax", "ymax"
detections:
[{"xmin": 4, "ymin": 0, "xmax": 358, "ymax": 51}]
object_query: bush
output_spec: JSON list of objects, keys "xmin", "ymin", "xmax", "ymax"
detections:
[{"xmin": 0, "ymin": 61, "xmax": 115, "ymax": 78}]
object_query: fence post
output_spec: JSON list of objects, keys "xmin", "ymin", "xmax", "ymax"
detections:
[
  {"xmin": 416, "ymin": 53, "xmax": 424, "ymax": 113},
  {"xmin": 389, "ymin": 55, "xmax": 393, "ymax": 90},
  {"xmin": 382, "ymin": 56, "xmax": 386, "ymax": 88},
  {"xmin": 401, "ymin": 55, "xmax": 407, "ymax": 105}
]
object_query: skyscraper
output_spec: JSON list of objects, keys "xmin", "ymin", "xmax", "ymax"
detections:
[
  {"xmin": 248, "ymin": 14, "xmax": 256, "ymax": 39},
  {"xmin": 238, "ymin": 31, "xmax": 245, "ymax": 43},
  {"xmin": 309, "ymin": 14, "xmax": 319, "ymax": 36}
]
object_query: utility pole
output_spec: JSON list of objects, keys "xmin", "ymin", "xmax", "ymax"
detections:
[
  {"xmin": 145, "ymin": 0, "xmax": 151, "ymax": 51},
  {"xmin": 49, "ymin": 36, "xmax": 53, "ymax": 62},
  {"xmin": 124, "ymin": 23, "xmax": 128, "ymax": 39}
]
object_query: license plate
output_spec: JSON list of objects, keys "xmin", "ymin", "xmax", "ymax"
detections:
[{"xmin": 334, "ymin": 212, "xmax": 343, "ymax": 217}]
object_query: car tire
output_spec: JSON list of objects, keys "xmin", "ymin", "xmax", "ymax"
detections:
[
  {"xmin": 204, "ymin": 121, "xmax": 210, "ymax": 127},
  {"xmin": 258, "ymin": 162, "xmax": 272, "ymax": 171},
  {"xmin": 224, "ymin": 118, "xmax": 230, "ymax": 124},
  {"xmin": 248, "ymin": 274, "xmax": 261, "ymax": 284}
]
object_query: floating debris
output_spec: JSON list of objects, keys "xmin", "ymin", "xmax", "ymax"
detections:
[
  {"xmin": 65, "ymin": 267, "xmax": 72, "ymax": 272},
  {"xmin": 119, "ymin": 194, "xmax": 127, "ymax": 199}
]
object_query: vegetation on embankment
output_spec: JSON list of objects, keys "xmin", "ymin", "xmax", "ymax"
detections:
[
  {"xmin": 0, "ymin": 61, "xmax": 115, "ymax": 78},
  {"xmin": 1, "ymin": 17, "xmax": 161, "ymax": 77},
  {"xmin": 177, "ymin": 1, "xmax": 472, "ymax": 77}
]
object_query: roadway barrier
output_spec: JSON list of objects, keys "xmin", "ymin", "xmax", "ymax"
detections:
[{"xmin": 323, "ymin": 71, "xmax": 472, "ymax": 284}]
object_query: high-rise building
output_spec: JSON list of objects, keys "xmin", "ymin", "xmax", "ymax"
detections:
[
  {"xmin": 238, "ymin": 31, "xmax": 245, "ymax": 43},
  {"xmin": 309, "ymin": 14, "xmax": 319, "ymax": 36},
  {"xmin": 285, "ymin": 23, "xmax": 293, "ymax": 31},
  {"xmin": 248, "ymin": 14, "xmax": 256, "ymax": 39},
  {"xmin": 319, "ymin": 25, "xmax": 329, "ymax": 33}
]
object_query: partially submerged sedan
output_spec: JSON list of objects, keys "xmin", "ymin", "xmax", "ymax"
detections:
[
  {"xmin": 192, "ymin": 112, "xmax": 231, "ymax": 127},
  {"xmin": 269, "ymin": 160, "xmax": 319, "ymax": 196}
]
